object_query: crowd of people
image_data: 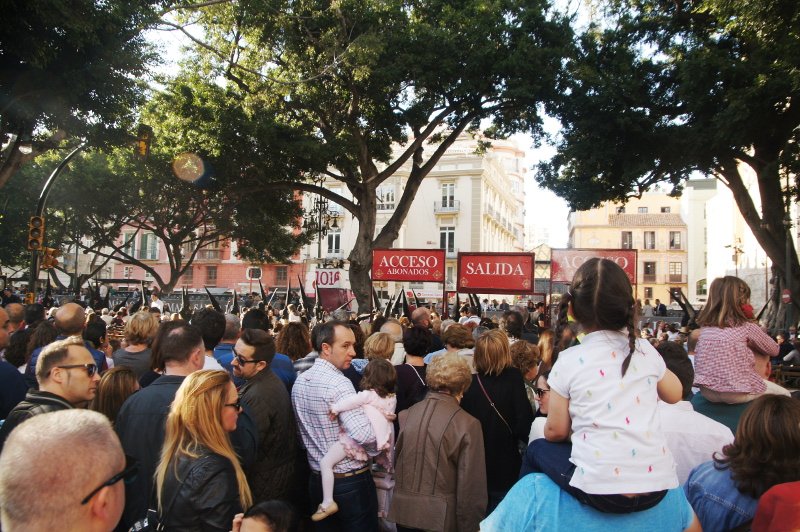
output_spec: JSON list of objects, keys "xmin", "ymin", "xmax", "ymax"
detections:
[{"xmin": 0, "ymin": 264, "xmax": 799, "ymax": 531}]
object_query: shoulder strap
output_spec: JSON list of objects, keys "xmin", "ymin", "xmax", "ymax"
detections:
[
  {"xmin": 157, "ymin": 457, "xmax": 203, "ymax": 529},
  {"xmin": 476, "ymin": 375, "xmax": 513, "ymax": 435}
]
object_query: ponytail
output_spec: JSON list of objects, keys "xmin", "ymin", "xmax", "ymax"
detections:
[
  {"xmin": 621, "ymin": 307, "xmax": 636, "ymax": 377},
  {"xmin": 553, "ymin": 292, "xmax": 573, "ymax": 365}
]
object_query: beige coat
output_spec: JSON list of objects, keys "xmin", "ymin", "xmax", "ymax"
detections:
[{"xmin": 388, "ymin": 392, "xmax": 487, "ymax": 532}]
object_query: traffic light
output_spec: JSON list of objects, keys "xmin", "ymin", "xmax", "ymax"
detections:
[
  {"xmin": 41, "ymin": 247, "xmax": 61, "ymax": 269},
  {"xmin": 135, "ymin": 124, "xmax": 153, "ymax": 159},
  {"xmin": 27, "ymin": 216, "xmax": 45, "ymax": 250}
]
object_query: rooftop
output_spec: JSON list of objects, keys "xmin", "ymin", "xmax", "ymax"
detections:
[{"xmin": 608, "ymin": 213, "xmax": 687, "ymax": 227}]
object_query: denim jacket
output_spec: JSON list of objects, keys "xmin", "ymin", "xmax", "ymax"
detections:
[{"xmin": 684, "ymin": 461, "xmax": 757, "ymax": 532}]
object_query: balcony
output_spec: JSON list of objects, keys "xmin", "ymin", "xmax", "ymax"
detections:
[
  {"xmin": 434, "ymin": 200, "xmax": 460, "ymax": 214},
  {"xmin": 327, "ymin": 249, "xmax": 344, "ymax": 258},
  {"xmin": 643, "ymin": 274, "xmax": 657, "ymax": 283},
  {"xmin": 668, "ymin": 274, "xmax": 687, "ymax": 283},
  {"xmin": 445, "ymin": 248, "xmax": 458, "ymax": 259},
  {"xmin": 196, "ymin": 249, "xmax": 221, "ymax": 260}
]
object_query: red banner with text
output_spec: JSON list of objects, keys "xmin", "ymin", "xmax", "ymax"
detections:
[
  {"xmin": 457, "ymin": 253, "xmax": 535, "ymax": 294},
  {"xmin": 550, "ymin": 249, "xmax": 638, "ymax": 285},
  {"xmin": 372, "ymin": 249, "xmax": 446, "ymax": 283}
]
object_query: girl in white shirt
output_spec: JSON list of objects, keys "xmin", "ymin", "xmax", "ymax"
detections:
[{"xmin": 528, "ymin": 258, "xmax": 683, "ymax": 513}]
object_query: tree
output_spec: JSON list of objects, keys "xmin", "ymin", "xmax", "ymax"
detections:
[
  {"xmin": 0, "ymin": 77, "xmax": 310, "ymax": 294},
  {"xmin": 168, "ymin": 0, "xmax": 574, "ymax": 310},
  {"xmin": 536, "ymin": 0, "xmax": 800, "ymax": 328},
  {"xmin": 0, "ymin": 0, "xmax": 170, "ymax": 189}
]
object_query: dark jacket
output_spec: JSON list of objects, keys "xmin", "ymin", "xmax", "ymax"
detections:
[
  {"xmin": 0, "ymin": 389, "xmax": 72, "ymax": 453},
  {"xmin": 158, "ymin": 450, "xmax": 242, "ymax": 532},
  {"xmin": 460, "ymin": 367, "xmax": 534, "ymax": 498},
  {"xmin": 25, "ymin": 335, "xmax": 107, "ymax": 388},
  {"xmin": 0, "ymin": 360, "xmax": 28, "ymax": 420},
  {"xmin": 115, "ymin": 374, "xmax": 258, "ymax": 532},
  {"xmin": 388, "ymin": 392, "xmax": 487, "ymax": 532},
  {"xmin": 239, "ymin": 367, "xmax": 298, "ymax": 501}
]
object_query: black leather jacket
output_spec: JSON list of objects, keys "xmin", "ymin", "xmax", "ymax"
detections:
[
  {"xmin": 158, "ymin": 449, "xmax": 242, "ymax": 532},
  {"xmin": 0, "ymin": 390, "xmax": 72, "ymax": 453}
]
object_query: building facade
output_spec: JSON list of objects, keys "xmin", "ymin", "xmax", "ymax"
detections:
[
  {"xmin": 299, "ymin": 133, "xmax": 527, "ymax": 305},
  {"xmin": 567, "ymin": 192, "xmax": 688, "ymax": 305}
]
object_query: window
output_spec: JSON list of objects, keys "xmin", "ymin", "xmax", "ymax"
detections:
[
  {"xmin": 206, "ymin": 266, "xmax": 217, "ymax": 286},
  {"xmin": 644, "ymin": 287, "xmax": 653, "ymax": 299},
  {"xmin": 696, "ymin": 279, "xmax": 707, "ymax": 296},
  {"xmin": 643, "ymin": 231, "xmax": 656, "ymax": 250},
  {"xmin": 376, "ymin": 186, "xmax": 395, "ymax": 210},
  {"xmin": 327, "ymin": 227, "xmax": 341, "ymax": 254},
  {"xmin": 139, "ymin": 233, "xmax": 158, "ymax": 260},
  {"xmin": 446, "ymin": 266, "xmax": 455, "ymax": 288},
  {"xmin": 122, "ymin": 232, "xmax": 136, "ymax": 257},
  {"xmin": 276, "ymin": 266, "xmax": 288, "ymax": 282},
  {"xmin": 621, "ymin": 231, "xmax": 633, "ymax": 249},
  {"xmin": 643, "ymin": 261, "xmax": 656, "ymax": 283},
  {"xmin": 669, "ymin": 262, "xmax": 683, "ymax": 282},
  {"xmin": 661, "ymin": 207, "xmax": 671, "ymax": 213},
  {"xmin": 197, "ymin": 237, "xmax": 221, "ymax": 260},
  {"xmin": 669, "ymin": 231, "xmax": 682, "ymax": 250},
  {"xmin": 246, "ymin": 267, "xmax": 262, "ymax": 280},
  {"xmin": 638, "ymin": 207, "xmax": 648, "ymax": 214},
  {"xmin": 440, "ymin": 226, "xmax": 455, "ymax": 252},
  {"xmin": 181, "ymin": 267, "xmax": 194, "ymax": 286},
  {"xmin": 441, "ymin": 183, "xmax": 455, "ymax": 208}
]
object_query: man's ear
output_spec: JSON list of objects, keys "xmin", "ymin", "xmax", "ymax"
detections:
[{"xmin": 87, "ymin": 485, "xmax": 120, "ymax": 528}]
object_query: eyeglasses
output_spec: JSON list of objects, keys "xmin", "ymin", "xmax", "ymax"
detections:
[
  {"xmin": 81, "ymin": 455, "xmax": 138, "ymax": 505},
  {"xmin": 224, "ymin": 401, "xmax": 242, "ymax": 411},
  {"xmin": 534, "ymin": 388, "xmax": 550, "ymax": 398},
  {"xmin": 56, "ymin": 363, "xmax": 98, "ymax": 377},
  {"xmin": 233, "ymin": 353, "xmax": 260, "ymax": 366}
]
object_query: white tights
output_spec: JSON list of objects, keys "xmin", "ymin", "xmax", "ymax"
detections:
[{"xmin": 319, "ymin": 442, "xmax": 348, "ymax": 508}]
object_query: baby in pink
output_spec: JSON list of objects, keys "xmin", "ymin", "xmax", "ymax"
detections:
[{"xmin": 313, "ymin": 359, "xmax": 397, "ymax": 522}]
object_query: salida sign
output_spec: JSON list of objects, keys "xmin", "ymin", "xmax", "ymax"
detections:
[
  {"xmin": 372, "ymin": 249, "xmax": 446, "ymax": 282},
  {"xmin": 457, "ymin": 253, "xmax": 535, "ymax": 294},
  {"xmin": 550, "ymin": 249, "xmax": 638, "ymax": 284}
]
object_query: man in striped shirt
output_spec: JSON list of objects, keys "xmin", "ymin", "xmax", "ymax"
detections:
[{"xmin": 292, "ymin": 320, "xmax": 378, "ymax": 531}]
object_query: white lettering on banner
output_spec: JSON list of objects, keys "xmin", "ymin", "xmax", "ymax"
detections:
[
  {"xmin": 379, "ymin": 255, "xmax": 440, "ymax": 269},
  {"xmin": 387, "ymin": 268, "xmax": 430, "ymax": 276},
  {"xmin": 316, "ymin": 271, "xmax": 341, "ymax": 286},
  {"xmin": 465, "ymin": 262, "xmax": 525, "ymax": 276}
]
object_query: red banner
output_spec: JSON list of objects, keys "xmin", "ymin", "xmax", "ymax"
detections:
[
  {"xmin": 457, "ymin": 253, "xmax": 535, "ymax": 294},
  {"xmin": 372, "ymin": 249, "xmax": 446, "ymax": 283},
  {"xmin": 550, "ymin": 249, "xmax": 638, "ymax": 284}
]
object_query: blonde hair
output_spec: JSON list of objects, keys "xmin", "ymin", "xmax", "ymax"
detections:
[
  {"xmin": 155, "ymin": 370, "xmax": 252, "ymax": 510},
  {"xmin": 473, "ymin": 329, "xmax": 512, "ymax": 376},
  {"xmin": 537, "ymin": 329, "xmax": 555, "ymax": 370},
  {"xmin": 364, "ymin": 332, "xmax": 394, "ymax": 360},
  {"xmin": 124, "ymin": 311, "xmax": 160, "ymax": 345},
  {"xmin": 427, "ymin": 353, "xmax": 472, "ymax": 396}
]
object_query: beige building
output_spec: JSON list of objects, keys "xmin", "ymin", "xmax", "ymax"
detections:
[
  {"xmin": 567, "ymin": 192, "xmax": 688, "ymax": 304},
  {"xmin": 301, "ymin": 133, "xmax": 527, "ymax": 303}
]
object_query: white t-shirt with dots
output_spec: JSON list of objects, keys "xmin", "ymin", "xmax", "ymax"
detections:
[{"xmin": 548, "ymin": 330, "xmax": 678, "ymax": 495}]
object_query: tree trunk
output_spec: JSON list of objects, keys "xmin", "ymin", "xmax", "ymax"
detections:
[{"xmin": 348, "ymin": 186, "xmax": 377, "ymax": 312}]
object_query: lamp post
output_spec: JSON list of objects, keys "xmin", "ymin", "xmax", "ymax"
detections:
[
  {"xmin": 304, "ymin": 192, "xmax": 340, "ymax": 259},
  {"xmin": 725, "ymin": 239, "xmax": 744, "ymax": 277}
]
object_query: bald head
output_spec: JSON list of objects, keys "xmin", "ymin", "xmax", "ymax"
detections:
[
  {"xmin": 380, "ymin": 319, "xmax": 403, "ymax": 343},
  {"xmin": 55, "ymin": 303, "xmax": 85, "ymax": 336},
  {"xmin": 411, "ymin": 307, "xmax": 431, "ymax": 328},
  {"xmin": 0, "ymin": 410, "xmax": 125, "ymax": 531}
]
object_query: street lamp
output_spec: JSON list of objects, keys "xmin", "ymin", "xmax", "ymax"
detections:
[
  {"xmin": 304, "ymin": 190, "xmax": 340, "ymax": 259},
  {"xmin": 725, "ymin": 239, "xmax": 744, "ymax": 277}
]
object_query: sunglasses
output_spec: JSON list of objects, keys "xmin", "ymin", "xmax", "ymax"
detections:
[
  {"xmin": 224, "ymin": 401, "xmax": 242, "ymax": 411},
  {"xmin": 233, "ymin": 353, "xmax": 260, "ymax": 366},
  {"xmin": 56, "ymin": 363, "xmax": 98, "ymax": 378},
  {"xmin": 81, "ymin": 455, "xmax": 138, "ymax": 505},
  {"xmin": 534, "ymin": 388, "xmax": 550, "ymax": 398}
]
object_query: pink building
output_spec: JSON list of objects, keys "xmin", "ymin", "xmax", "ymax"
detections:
[{"xmin": 111, "ymin": 230, "xmax": 306, "ymax": 294}]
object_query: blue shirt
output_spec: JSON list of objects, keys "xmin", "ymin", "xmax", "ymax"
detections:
[
  {"xmin": 25, "ymin": 335, "xmax": 106, "ymax": 389},
  {"xmin": 213, "ymin": 342, "xmax": 244, "ymax": 387},
  {"xmin": 272, "ymin": 353, "xmax": 297, "ymax": 391},
  {"xmin": 684, "ymin": 461, "xmax": 757, "ymax": 532},
  {"xmin": 482, "ymin": 474, "xmax": 693, "ymax": 531}
]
